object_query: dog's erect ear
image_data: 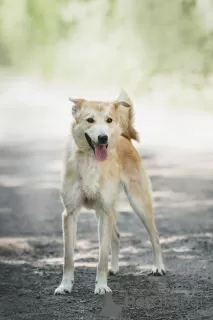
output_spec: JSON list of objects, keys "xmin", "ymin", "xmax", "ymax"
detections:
[
  {"xmin": 114, "ymin": 100, "xmax": 131, "ymax": 108},
  {"xmin": 114, "ymin": 89, "xmax": 132, "ymax": 108},
  {"xmin": 114, "ymin": 90, "xmax": 139, "ymax": 142},
  {"xmin": 116, "ymin": 89, "xmax": 132, "ymax": 105},
  {"xmin": 69, "ymin": 98, "xmax": 85, "ymax": 116}
]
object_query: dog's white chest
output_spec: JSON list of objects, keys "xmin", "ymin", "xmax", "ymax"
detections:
[{"xmin": 78, "ymin": 155, "xmax": 101, "ymax": 199}]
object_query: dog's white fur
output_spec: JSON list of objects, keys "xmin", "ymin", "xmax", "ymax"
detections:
[{"xmin": 54, "ymin": 91, "xmax": 165, "ymax": 296}]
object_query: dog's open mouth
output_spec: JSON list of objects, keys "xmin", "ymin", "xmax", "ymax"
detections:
[{"xmin": 85, "ymin": 133, "xmax": 108, "ymax": 162}]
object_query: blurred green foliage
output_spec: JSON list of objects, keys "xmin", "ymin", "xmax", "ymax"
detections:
[{"xmin": 0, "ymin": 0, "xmax": 213, "ymax": 88}]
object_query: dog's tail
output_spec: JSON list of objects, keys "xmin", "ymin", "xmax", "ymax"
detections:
[{"xmin": 115, "ymin": 90, "xmax": 139, "ymax": 142}]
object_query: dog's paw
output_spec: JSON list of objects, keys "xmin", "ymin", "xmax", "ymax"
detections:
[
  {"xmin": 148, "ymin": 265, "xmax": 166, "ymax": 276},
  {"xmin": 54, "ymin": 281, "xmax": 73, "ymax": 295},
  {"xmin": 95, "ymin": 283, "xmax": 112, "ymax": 295},
  {"xmin": 108, "ymin": 266, "xmax": 119, "ymax": 276}
]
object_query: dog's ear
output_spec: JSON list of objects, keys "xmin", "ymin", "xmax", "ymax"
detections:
[
  {"xmin": 114, "ymin": 89, "xmax": 132, "ymax": 109},
  {"xmin": 114, "ymin": 100, "xmax": 131, "ymax": 108},
  {"xmin": 116, "ymin": 89, "xmax": 132, "ymax": 105},
  {"xmin": 69, "ymin": 98, "xmax": 85, "ymax": 116},
  {"xmin": 114, "ymin": 90, "xmax": 139, "ymax": 142}
]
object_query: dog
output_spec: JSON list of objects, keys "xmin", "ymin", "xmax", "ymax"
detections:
[{"xmin": 54, "ymin": 90, "xmax": 165, "ymax": 295}]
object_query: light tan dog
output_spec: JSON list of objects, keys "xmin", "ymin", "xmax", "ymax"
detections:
[{"xmin": 54, "ymin": 90, "xmax": 165, "ymax": 295}]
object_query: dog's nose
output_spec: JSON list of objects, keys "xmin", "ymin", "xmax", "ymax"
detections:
[{"xmin": 98, "ymin": 135, "xmax": 108, "ymax": 144}]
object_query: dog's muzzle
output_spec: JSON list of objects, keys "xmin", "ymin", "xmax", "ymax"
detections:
[
  {"xmin": 85, "ymin": 133, "xmax": 95, "ymax": 152},
  {"xmin": 84, "ymin": 133, "xmax": 108, "ymax": 161}
]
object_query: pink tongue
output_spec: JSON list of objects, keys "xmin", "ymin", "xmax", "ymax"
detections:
[{"xmin": 94, "ymin": 144, "xmax": 108, "ymax": 161}]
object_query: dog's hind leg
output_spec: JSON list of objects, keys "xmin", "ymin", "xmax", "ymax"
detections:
[
  {"xmin": 54, "ymin": 209, "xmax": 79, "ymax": 294},
  {"xmin": 109, "ymin": 214, "xmax": 120, "ymax": 275},
  {"xmin": 122, "ymin": 167, "xmax": 166, "ymax": 275}
]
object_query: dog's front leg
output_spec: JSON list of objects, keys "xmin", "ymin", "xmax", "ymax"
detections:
[
  {"xmin": 55, "ymin": 209, "xmax": 78, "ymax": 295},
  {"xmin": 95, "ymin": 210, "xmax": 113, "ymax": 295}
]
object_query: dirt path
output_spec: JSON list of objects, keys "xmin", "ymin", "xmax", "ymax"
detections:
[
  {"xmin": 0, "ymin": 77, "xmax": 213, "ymax": 319},
  {"xmin": 0, "ymin": 138, "xmax": 213, "ymax": 320}
]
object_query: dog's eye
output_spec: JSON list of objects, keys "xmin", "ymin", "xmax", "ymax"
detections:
[
  {"xmin": 106, "ymin": 118, "xmax": 112, "ymax": 123},
  {"xmin": 86, "ymin": 118, "xmax": 94, "ymax": 123}
]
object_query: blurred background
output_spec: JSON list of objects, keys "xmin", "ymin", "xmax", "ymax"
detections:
[
  {"xmin": 1, "ymin": 0, "xmax": 213, "ymax": 145},
  {"xmin": 1, "ymin": 0, "xmax": 213, "ymax": 101},
  {"xmin": 1, "ymin": 1, "xmax": 213, "ymax": 319}
]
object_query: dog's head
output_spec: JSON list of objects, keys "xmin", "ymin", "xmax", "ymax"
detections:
[{"xmin": 70, "ymin": 97, "xmax": 131, "ymax": 161}]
